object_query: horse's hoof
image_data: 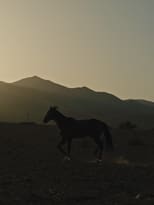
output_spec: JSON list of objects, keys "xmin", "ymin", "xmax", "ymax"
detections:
[
  {"xmin": 96, "ymin": 159, "xmax": 102, "ymax": 163},
  {"xmin": 63, "ymin": 156, "xmax": 71, "ymax": 161}
]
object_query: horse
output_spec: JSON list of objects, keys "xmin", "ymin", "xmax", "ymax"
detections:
[{"xmin": 43, "ymin": 106, "xmax": 113, "ymax": 162}]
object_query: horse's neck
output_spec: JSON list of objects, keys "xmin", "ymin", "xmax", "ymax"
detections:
[{"xmin": 54, "ymin": 112, "xmax": 68, "ymax": 129}]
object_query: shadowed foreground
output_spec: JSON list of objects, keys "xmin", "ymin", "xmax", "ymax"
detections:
[{"xmin": 0, "ymin": 123, "xmax": 154, "ymax": 205}]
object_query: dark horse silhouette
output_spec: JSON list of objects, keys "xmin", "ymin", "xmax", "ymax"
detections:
[{"xmin": 43, "ymin": 106, "xmax": 113, "ymax": 161}]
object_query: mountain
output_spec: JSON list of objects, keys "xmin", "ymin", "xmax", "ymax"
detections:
[
  {"xmin": 0, "ymin": 80, "xmax": 50, "ymax": 122},
  {"xmin": 0, "ymin": 76, "xmax": 154, "ymax": 128},
  {"xmin": 13, "ymin": 76, "xmax": 121, "ymax": 103},
  {"xmin": 13, "ymin": 76, "xmax": 67, "ymax": 94}
]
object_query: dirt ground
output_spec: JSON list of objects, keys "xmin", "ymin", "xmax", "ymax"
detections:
[{"xmin": 0, "ymin": 123, "xmax": 154, "ymax": 205}]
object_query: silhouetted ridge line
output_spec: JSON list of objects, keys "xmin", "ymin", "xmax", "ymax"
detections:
[{"xmin": 0, "ymin": 76, "xmax": 154, "ymax": 128}]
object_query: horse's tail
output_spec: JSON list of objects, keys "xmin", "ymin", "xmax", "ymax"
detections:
[{"xmin": 103, "ymin": 124, "xmax": 114, "ymax": 151}]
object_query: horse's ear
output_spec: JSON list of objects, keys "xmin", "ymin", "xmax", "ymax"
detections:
[{"xmin": 53, "ymin": 106, "xmax": 58, "ymax": 110}]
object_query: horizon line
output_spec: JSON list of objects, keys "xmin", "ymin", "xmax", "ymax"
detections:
[{"xmin": 0, "ymin": 75, "xmax": 154, "ymax": 103}]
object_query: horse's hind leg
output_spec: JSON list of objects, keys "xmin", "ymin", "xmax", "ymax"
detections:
[{"xmin": 67, "ymin": 138, "xmax": 72, "ymax": 158}]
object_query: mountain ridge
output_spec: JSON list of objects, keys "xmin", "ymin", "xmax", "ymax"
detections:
[{"xmin": 0, "ymin": 76, "xmax": 154, "ymax": 128}]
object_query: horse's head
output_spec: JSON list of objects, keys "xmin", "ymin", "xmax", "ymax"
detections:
[{"xmin": 43, "ymin": 106, "xmax": 58, "ymax": 123}]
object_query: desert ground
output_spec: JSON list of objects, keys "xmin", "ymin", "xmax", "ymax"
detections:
[{"xmin": 0, "ymin": 122, "xmax": 154, "ymax": 205}]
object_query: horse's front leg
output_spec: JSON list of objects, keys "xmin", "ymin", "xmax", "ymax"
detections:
[
  {"xmin": 57, "ymin": 137, "xmax": 67, "ymax": 156},
  {"xmin": 94, "ymin": 137, "xmax": 104, "ymax": 162}
]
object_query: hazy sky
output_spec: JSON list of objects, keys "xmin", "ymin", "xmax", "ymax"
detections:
[{"xmin": 0, "ymin": 0, "xmax": 154, "ymax": 100}]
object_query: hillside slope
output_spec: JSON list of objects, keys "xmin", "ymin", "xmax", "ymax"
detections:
[{"xmin": 0, "ymin": 76, "xmax": 153, "ymax": 128}]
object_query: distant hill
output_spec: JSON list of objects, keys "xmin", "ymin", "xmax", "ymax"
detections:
[
  {"xmin": 13, "ymin": 76, "xmax": 67, "ymax": 94},
  {"xmin": 0, "ymin": 76, "xmax": 154, "ymax": 128}
]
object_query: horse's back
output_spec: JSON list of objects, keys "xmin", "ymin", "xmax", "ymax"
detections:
[{"xmin": 78, "ymin": 118, "xmax": 106, "ymax": 127}]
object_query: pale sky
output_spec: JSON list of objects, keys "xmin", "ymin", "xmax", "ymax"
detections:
[{"xmin": 0, "ymin": 0, "xmax": 154, "ymax": 100}]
